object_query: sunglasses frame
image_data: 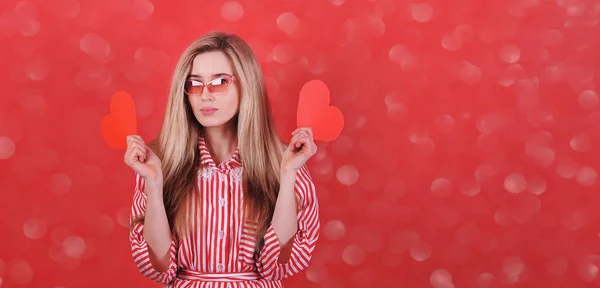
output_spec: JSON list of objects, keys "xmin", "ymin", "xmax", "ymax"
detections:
[{"xmin": 184, "ymin": 75, "xmax": 237, "ymax": 96}]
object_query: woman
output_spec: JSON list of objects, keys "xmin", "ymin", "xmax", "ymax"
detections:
[{"xmin": 124, "ymin": 32, "xmax": 320, "ymax": 287}]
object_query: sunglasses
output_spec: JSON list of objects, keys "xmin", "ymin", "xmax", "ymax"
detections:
[{"xmin": 184, "ymin": 75, "xmax": 237, "ymax": 96}]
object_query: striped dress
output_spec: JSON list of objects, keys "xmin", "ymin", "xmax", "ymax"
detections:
[{"xmin": 129, "ymin": 137, "xmax": 320, "ymax": 287}]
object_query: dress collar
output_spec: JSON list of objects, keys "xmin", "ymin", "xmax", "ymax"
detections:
[{"xmin": 198, "ymin": 137, "xmax": 241, "ymax": 169}]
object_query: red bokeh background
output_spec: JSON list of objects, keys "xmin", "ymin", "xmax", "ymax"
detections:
[{"xmin": 1, "ymin": 0, "xmax": 600, "ymax": 287}]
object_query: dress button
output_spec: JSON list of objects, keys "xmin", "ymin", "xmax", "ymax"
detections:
[
  {"xmin": 218, "ymin": 230, "xmax": 225, "ymax": 239},
  {"xmin": 219, "ymin": 198, "xmax": 226, "ymax": 206},
  {"xmin": 217, "ymin": 263, "xmax": 223, "ymax": 272}
]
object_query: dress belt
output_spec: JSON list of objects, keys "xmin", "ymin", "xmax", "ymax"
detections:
[{"xmin": 177, "ymin": 269, "xmax": 261, "ymax": 282}]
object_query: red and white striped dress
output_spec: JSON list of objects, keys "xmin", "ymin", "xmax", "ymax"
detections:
[{"xmin": 129, "ymin": 137, "xmax": 320, "ymax": 287}]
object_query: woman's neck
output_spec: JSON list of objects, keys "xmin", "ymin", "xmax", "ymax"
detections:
[{"xmin": 203, "ymin": 126, "xmax": 238, "ymax": 166}]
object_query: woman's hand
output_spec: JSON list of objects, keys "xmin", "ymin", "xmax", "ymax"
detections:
[
  {"xmin": 281, "ymin": 127, "xmax": 318, "ymax": 174},
  {"xmin": 124, "ymin": 135, "xmax": 163, "ymax": 191}
]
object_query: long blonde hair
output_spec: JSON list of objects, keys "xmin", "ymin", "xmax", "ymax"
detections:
[{"xmin": 132, "ymin": 32, "xmax": 283, "ymax": 253}]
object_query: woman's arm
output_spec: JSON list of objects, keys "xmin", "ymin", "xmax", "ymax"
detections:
[
  {"xmin": 257, "ymin": 164, "xmax": 320, "ymax": 280},
  {"xmin": 271, "ymin": 126, "xmax": 318, "ymax": 252},
  {"xmin": 141, "ymin": 181, "xmax": 173, "ymax": 271},
  {"xmin": 271, "ymin": 169, "xmax": 299, "ymax": 240},
  {"xmin": 129, "ymin": 174, "xmax": 179, "ymax": 284}
]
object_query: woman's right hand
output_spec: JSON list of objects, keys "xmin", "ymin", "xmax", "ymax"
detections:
[{"xmin": 124, "ymin": 135, "xmax": 163, "ymax": 189}]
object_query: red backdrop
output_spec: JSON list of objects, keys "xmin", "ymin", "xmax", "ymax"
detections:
[{"xmin": 1, "ymin": 0, "xmax": 600, "ymax": 287}]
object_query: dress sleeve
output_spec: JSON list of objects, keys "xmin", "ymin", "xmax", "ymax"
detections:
[
  {"xmin": 129, "ymin": 173, "xmax": 179, "ymax": 284},
  {"xmin": 256, "ymin": 164, "xmax": 321, "ymax": 280}
]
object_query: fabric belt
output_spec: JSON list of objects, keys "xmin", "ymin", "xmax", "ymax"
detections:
[{"xmin": 177, "ymin": 269, "xmax": 260, "ymax": 282}]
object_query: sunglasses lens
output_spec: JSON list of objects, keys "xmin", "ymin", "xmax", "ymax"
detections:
[
  {"xmin": 208, "ymin": 77, "xmax": 233, "ymax": 94},
  {"xmin": 186, "ymin": 76, "xmax": 234, "ymax": 95},
  {"xmin": 185, "ymin": 80, "xmax": 203, "ymax": 95}
]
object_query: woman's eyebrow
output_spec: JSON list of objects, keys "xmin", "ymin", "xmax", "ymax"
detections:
[{"xmin": 188, "ymin": 73, "xmax": 232, "ymax": 79}]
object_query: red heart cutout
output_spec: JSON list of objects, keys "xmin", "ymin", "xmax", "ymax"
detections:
[
  {"xmin": 297, "ymin": 80, "xmax": 344, "ymax": 142},
  {"xmin": 101, "ymin": 90, "xmax": 137, "ymax": 149}
]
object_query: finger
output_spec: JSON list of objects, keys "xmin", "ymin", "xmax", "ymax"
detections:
[
  {"xmin": 292, "ymin": 135, "xmax": 309, "ymax": 149},
  {"xmin": 130, "ymin": 134, "xmax": 144, "ymax": 141},
  {"xmin": 291, "ymin": 127, "xmax": 310, "ymax": 137},
  {"xmin": 299, "ymin": 140, "xmax": 317, "ymax": 156},
  {"xmin": 299, "ymin": 131, "xmax": 310, "ymax": 144},
  {"xmin": 287, "ymin": 139, "xmax": 303, "ymax": 152},
  {"xmin": 291, "ymin": 130, "xmax": 308, "ymax": 142},
  {"xmin": 126, "ymin": 147, "xmax": 144, "ymax": 165},
  {"xmin": 128, "ymin": 143, "xmax": 147, "ymax": 161},
  {"xmin": 289, "ymin": 136, "xmax": 302, "ymax": 150},
  {"xmin": 290, "ymin": 132, "xmax": 303, "ymax": 146},
  {"xmin": 309, "ymin": 142, "xmax": 318, "ymax": 155},
  {"xmin": 298, "ymin": 135, "xmax": 316, "ymax": 154},
  {"xmin": 125, "ymin": 139, "xmax": 144, "ymax": 163},
  {"xmin": 303, "ymin": 127, "xmax": 313, "ymax": 140},
  {"xmin": 127, "ymin": 134, "xmax": 144, "ymax": 143},
  {"xmin": 130, "ymin": 144, "xmax": 146, "ymax": 158},
  {"xmin": 291, "ymin": 133, "xmax": 307, "ymax": 148},
  {"xmin": 297, "ymin": 135, "xmax": 309, "ymax": 145},
  {"xmin": 292, "ymin": 127, "xmax": 308, "ymax": 135},
  {"xmin": 131, "ymin": 146, "xmax": 147, "ymax": 163},
  {"xmin": 296, "ymin": 129, "xmax": 313, "ymax": 144},
  {"xmin": 129, "ymin": 140, "xmax": 147, "ymax": 153},
  {"xmin": 129, "ymin": 136, "xmax": 145, "ymax": 147},
  {"xmin": 287, "ymin": 141, "xmax": 296, "ymax": 151},
  {"xmin": 127, "ymin": 136, "xmax": 145, "ymax": 149},
  {"xmin": 128, "ymin": 141, "xmax": 145, "ymax": 152},
  {"xmin": 145, "ymin": 145, "xmax": 156, "ymax": 157}
]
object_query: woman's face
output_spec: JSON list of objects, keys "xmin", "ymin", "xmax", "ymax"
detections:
[{"xmin": 186, "ymin": 51, "xmax": 240, "ymax": 129}]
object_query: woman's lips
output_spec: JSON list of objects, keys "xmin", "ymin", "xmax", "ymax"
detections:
[{"xmin": 200, "ymin": 108, "xmax": 218, "ymax": 116}]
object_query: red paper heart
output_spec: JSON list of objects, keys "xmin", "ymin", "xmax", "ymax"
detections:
[
  {"xmin": 297, "ymin": 80, "xmax": 344, "ymax": 142},
  {"xmin": 101, "ymin": 90, "xmax": 137, "ymax": 149}
]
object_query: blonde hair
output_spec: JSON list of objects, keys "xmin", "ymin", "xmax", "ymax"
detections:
[{"xmin": 131, "ymin": 32, "xmax": 283, "ymax": 255}]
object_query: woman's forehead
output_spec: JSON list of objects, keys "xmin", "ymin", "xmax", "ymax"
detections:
[{"xmin": 190, "ymin": 51, "xmax": 234, "ymax": 77}]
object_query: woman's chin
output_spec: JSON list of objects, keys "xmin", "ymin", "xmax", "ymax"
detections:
[{"xmin": 198, "ymin": 118, "xmax": 230, "ymax": 128}]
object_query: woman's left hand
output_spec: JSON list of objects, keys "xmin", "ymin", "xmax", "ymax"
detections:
[{"xmin": 281, "ymin": 127, "xmax": 318, "ymax": 174}]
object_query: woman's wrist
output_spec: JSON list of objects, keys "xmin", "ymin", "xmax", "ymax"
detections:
[
  {"xmin": 144, "ymin": 177, "xmax": 163, "ymax": 197},
  {"xmin": 280, "ymin": 168, "xmax": 297, "ymax": 179}
]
